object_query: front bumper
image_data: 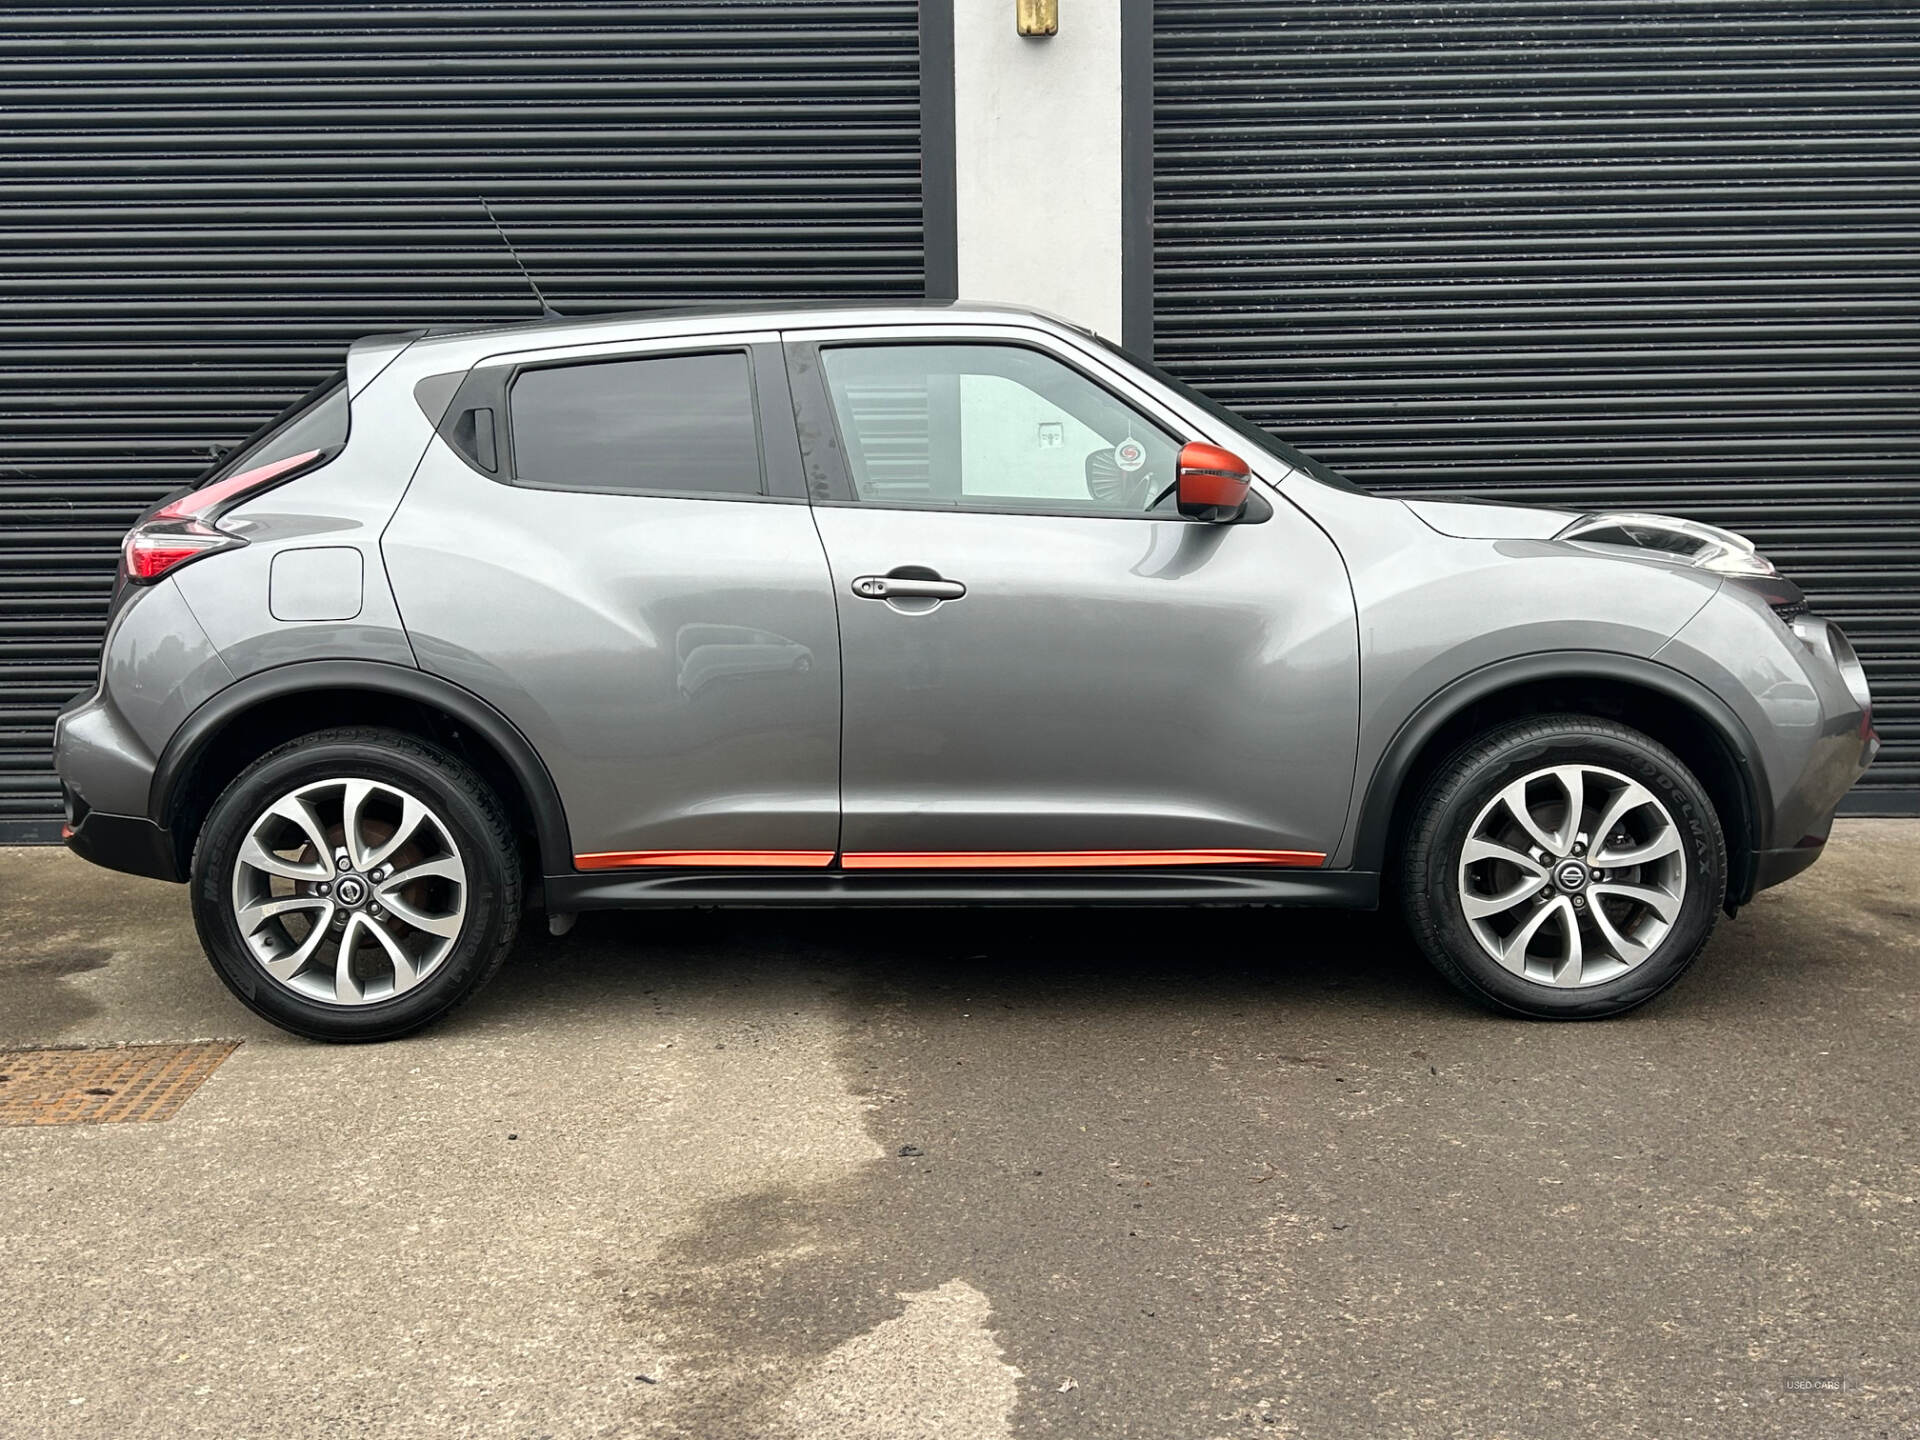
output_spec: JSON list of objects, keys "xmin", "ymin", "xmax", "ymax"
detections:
[
  {"xmin": 1660, "ymin": 583, "xmax": 1879, "ymax": 906},
  {"xmin": 1742, "ymin": 631, "xmax": 1879, "ymax": 901},
  {"xmin": 1742, "ymin": 719, "xmax": 1878, "ymax": 900}
]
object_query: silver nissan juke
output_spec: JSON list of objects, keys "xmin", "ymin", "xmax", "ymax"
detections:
[{"xmin": 53, "ymin": 303, "xmax": 1878, "ymax": 1041}]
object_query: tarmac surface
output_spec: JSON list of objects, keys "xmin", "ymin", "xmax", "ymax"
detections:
[{"xmin": 2, "ymin": 821, "xmax": 1916, "ymax": 1438}]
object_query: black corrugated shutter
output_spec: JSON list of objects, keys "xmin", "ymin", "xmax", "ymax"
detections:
[
  {"xmin": 0, "ymin": 0, "xmax": 923, "ymax": 840},
  {"xmin": 1155, "ymin": 1, "xmax": 1919, "ymax": 811}
]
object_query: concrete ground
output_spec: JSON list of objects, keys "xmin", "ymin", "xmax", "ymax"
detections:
[{"xmin": 1, "ymin": 822, "xmax": 1916, "ymax": 1440}]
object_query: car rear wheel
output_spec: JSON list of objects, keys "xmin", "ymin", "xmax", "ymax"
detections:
[
  {"xmin": 1400, "ymin": 715, "xmax": 1726, "ymax": 1018},
  {"xmin": 190, "ymin": 726, "xmax": 521, "ymax": 1042}
]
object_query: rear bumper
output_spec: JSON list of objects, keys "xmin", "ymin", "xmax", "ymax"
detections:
[
  {"xmin": 62, "ymin": 804, "xmax": 183, "ymax": 883},
  {"xmin": 54, "ymin": 686, "xmax": 180, "ymax": 881},
  {"xmin": 1749, "ymin": 840, "xmax": 1829, "ymax": 896},
  {"xmin": 50, "ymin": 578, "xmax": 234, "ymax": 879}
]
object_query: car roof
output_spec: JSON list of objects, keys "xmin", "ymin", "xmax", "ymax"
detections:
[{"xmin": 382, "ymin": 298, "xmax": 1096, "ymax": 360}]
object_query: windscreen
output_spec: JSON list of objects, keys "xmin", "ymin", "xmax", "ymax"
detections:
[{"xmin": 1091, "ymin": 337, "xmax": 1368, "ymax": 495}]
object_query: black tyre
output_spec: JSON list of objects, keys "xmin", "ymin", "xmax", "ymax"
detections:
[
  {"xmin": 1400, "ymin": 715, "xmax": 1726, "ymax": 1019},
  {"xmin": 190, "ymin": 726, "xmax": 522, "ymax": 1042}
]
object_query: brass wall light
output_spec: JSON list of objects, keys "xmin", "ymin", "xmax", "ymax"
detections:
[{"xmin": 1017, "ymin": 0, "xmax": 1058, "ymax": 37}]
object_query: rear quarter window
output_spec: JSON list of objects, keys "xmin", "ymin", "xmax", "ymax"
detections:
[{"xmin": 508, "ymin": 350, "xmax": 764, "ymax": 497}]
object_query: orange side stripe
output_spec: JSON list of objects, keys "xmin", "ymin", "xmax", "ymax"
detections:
[
  {"xmin": 574, "ymin": 850, "xmax": 836, "ymax": 871},
  {"xmin": 840, "ymin": 849, "xmax": 1326, "ymax": 870}
]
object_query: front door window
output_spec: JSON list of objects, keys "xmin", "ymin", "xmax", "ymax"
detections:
[{"xmin": 820, "ymin": 343, "xmax": 1181, "ymax": 515}]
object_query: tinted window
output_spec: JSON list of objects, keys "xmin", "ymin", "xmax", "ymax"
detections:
[
  {"xmin": 510, "ymin": 351, "xmax": 763, "ymax": 496},
  {"xmin": 820, "ymin": 344, "xmax": 1180, "ymax": 514}
]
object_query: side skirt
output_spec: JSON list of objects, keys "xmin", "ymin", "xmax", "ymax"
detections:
[{"xmin": 543, "ymin": 868, "xmax": 1380, "ymax": 911}]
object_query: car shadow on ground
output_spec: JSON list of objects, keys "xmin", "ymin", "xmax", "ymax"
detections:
[
  {"xmin": 460, "ymin": 903, "xmax": 1479, "ymax": 1034},
  {"xmin": 448, "ymin": 876, "xmax": 1868, "ymax": 1041}
]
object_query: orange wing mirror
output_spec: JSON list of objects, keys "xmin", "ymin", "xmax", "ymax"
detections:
[{"xmin": 1175, "ymin": 442, "xmax": 1251, "ymax": 522}]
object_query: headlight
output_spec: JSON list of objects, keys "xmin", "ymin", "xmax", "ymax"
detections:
[
  {"xmin": 1792, "ymin": 614, "xmax": 1873, "ymax": 712},
  {"xmin": 1555, "ymin": 512, "xmax": 1777, "ymax": 578}
]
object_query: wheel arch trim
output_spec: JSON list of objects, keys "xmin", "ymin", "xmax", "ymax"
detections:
[
  {"xmin": 1351, "ymin": 650, "xmax": 1769, "ymax": 877},
  {"xmin": 150, "ymin": 659, "xmax": 573, "ymax": 874}
]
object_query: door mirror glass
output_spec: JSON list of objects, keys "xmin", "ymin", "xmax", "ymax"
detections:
[{"xmin": 1176, "ymin": 442, "xmax": 1251, "ymax": 521}]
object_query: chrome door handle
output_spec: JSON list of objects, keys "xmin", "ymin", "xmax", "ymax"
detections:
[{"xmin": 850, "ymin": 574, "xmax": 967, "ymax": 602}]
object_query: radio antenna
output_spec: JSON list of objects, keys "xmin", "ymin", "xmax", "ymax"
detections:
[{"xmin": 479, "ymin": 196, "xmax": 562, "ymax": 319}]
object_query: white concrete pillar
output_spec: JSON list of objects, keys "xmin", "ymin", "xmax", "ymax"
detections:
[{"xmin": 948, "ymin": 1, "xmax": 1125, "ymax": 338}]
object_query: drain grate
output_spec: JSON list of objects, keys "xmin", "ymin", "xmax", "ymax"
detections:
[{"xmin": 0, "ymin": 1042, "xmax": 239, "ymax": 1127}]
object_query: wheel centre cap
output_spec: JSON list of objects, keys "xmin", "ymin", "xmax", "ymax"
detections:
[
  {"xmin": 1552, "ymin": 859, "xmax": 1591, "ymax": 893},
  {"xmin": 334, "ymin": 875, "xmax": 368, "ymax": 907}
]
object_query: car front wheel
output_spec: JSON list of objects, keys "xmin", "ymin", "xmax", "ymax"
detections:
[
  {"xmin": 190, "ymin": 726, "xmax": 522, "ymax": 1042},
  {"xmin": 1400, "ymin": 715, "xmax": 1727, "ymax": 1019}
]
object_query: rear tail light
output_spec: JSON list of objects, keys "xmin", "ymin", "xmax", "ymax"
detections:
[
  {"xmin": 124, "ymin": 524, "xmax": 242, "ymax": 582},
  {"xmin": 121, "ymin": 448, "xmax": 322, "ymax": 585}
]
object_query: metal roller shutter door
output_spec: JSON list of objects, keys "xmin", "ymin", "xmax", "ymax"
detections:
[
  {"xmin": 1155, "ymin": 0, "xmax": 1919, "ymax": 811},
  {"xmin": 0, "ymin": 0, "xmax": 923, "ymax": 841}
]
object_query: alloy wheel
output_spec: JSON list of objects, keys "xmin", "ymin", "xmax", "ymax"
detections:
[
  {"xmin": 229, "ymin": 777, "xmax": 468, "ymax": 1005},
  {"xmin": 1456, "ymin": 763, "xmax": 1687, "ymax": 988}
]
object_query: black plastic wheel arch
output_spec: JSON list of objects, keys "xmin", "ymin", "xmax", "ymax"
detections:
[
  {"xmin": 1351, "ymin": 651, "xmax": 1767, "ymax": 887},
  {"xmin": 150, "ymin": 659, "xmax": 573, "ymax": 877}
]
